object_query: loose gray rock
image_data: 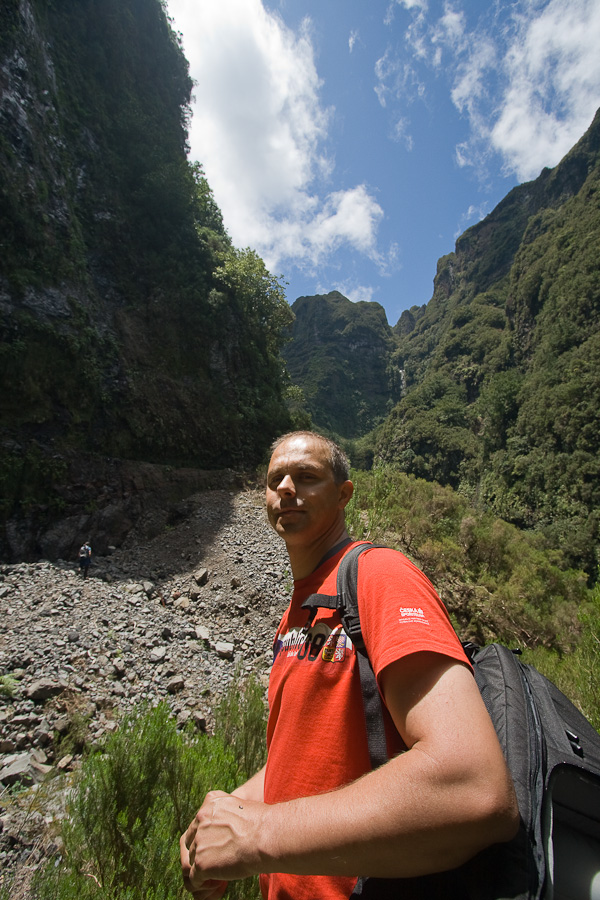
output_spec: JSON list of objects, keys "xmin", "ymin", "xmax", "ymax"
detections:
[
  {"xmin": 167, "ymin": 675, "xmax": 185, "ymax": 694},
  {"xmin": 26, "ymin": 679, "xmax": 65, "ymax": 702},
  {"xmin": 215, "ymin": 642, "xmax": 235, "ymax": 660},
  {"xmin": 0, "ymin": 486, "xmax": 291, "ymax": 884},
  {"xmin": 194, "ymin": 568, "xmax": 209, "ymax": 586},
  {"xmin": 0, "ymin": 752, "xmax": 52, "ymax": 787}
]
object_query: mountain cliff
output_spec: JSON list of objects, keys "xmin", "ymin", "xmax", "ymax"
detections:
[
  {"xmin": 280, "ymin": 112, "xmax": 600, "ymax": 578},
  {"xmin": 376, "ymin": 108, "xmax": 600, "ymax": 576},
  {"xmin": 0, "ymin": 0, "xmax": 292, "ymax": 557},
  {"xmin": 283, "ymin": 291, "xmax": 401, "ymax": 438}
]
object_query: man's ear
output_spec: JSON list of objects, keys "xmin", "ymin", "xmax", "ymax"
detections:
[{"xmin": 338, "ymin": 480, "xmax": 354, "ymax": 509}]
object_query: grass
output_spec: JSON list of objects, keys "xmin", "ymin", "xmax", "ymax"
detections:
[{"xmin": 0, "ymin": 674, "xmax": 19, "ymax": 698}]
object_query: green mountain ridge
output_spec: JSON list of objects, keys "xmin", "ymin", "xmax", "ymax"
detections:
[
  {"xmin": 1, "ymin": 0, "xmax": 599, "ymax": 585},
  {"xmin": 282, "ymin": 292, "xmax": 402, "ymax": 439},
  {"xmin": 0, "ymin": 0, "xmax": 292, "ymax": 469},
  {"xmin": 288, "ymin": 110, "xmax": 600, "ymax": 579}
]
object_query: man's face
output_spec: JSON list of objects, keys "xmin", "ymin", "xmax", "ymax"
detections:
[{"xmin": 266, "ymin": 435, "xmax": 352, "ymax": 546}]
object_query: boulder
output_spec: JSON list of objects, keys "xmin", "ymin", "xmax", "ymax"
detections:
[
  {"xmin": 26, "ymin": 678, "xmax": 65, "ymax": 702},
  {"xmin": 194, "ymin": 568, "xmax": 209, "ymax": 586},
  {"xmin": 215, "ymin": 641, "xmax": 234, "ymax": 660},
  {"xmin": 167, "ymin": 675, "xmax": 185, "ymax": 694}
]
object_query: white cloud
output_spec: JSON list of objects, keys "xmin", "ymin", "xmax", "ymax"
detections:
[
  {"xmin": 308, "ymin": 186, "xmax": 384, "ymax": 258},
  {"xmin": 454, "ymin": 202, "xmax": 489, "ymax": 238},
  {"xmin": 167, "ymin": 0, "xmax": 384, "ymax": 274},
  {"xmin": 489, "ymin": 0, "xmax": 600, "ymax": 179},
  {"xmin": 330, "ymin": 281, "xmax": 377, "ymax": 304},
  {"xmin": 349, "ymin": 29, "xmax": 359, "ymax": 52},
  {"xmin": 392, "ymin": 116, "xmax": 414, "ymax": 150},
  {"xmin": 374, "ymin": 48, "xmax": 425, "ymax": 109},
  {"xmin": 387, "ymin": 0, "xmax": 428, "ymax": 16},
  {"xmin": 432, "ymin": 4, "xmax": 465, "ymax": 57},
  {"xmin": 450, "ymin": 39, "xmax": 496, "ymax": 117},
  {"xmin": 380, "ymin": 0, "xmax": 600, "ymax": 182}
]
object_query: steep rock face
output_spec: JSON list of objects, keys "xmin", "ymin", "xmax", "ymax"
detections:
[
  {"xmin": 376, "ymin": 108, "xmax": 600, "ymax": 576},
  {"xmin": 391, "ymin": 109, "xmax": 600, "ymax": 392},
  {"xmin": 0, "ymin": 0, "xmax": 292, "ymax": 559},
  {"xmin": 0, "ymin": 0, "xmax": 291, "ymax": 465},
  {"xmin": 283, "ymin": 292, "xmax": 401, "ymax": 438}
]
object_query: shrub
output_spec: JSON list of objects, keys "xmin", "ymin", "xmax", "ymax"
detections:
[
  {"xmin": 0, "ymin": 674, "xmax": 18, "ymax": 698},
  {"xmin": 214, "ymin": 670, "xmax": 268, "ymax": 782},
  {"xmin": 522, "ymin": 583, "xmax": 600, "ymax": 732},
  {"xmin": 345, "ymin": 465, "xmax": 600, "ymax": 729},
  {"xmin": 33, "ymin": 674, "xmax": 267, "ymax": 900}
]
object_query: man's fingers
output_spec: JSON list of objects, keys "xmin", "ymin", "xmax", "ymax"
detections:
[
  {"xmin": 191, "ymin": 881, "xmax": 228, "ymax": 900},
  {"xmin": 183, "ymin": 818, "xmax": 198, "ymax": 851},
  {"xmin": 181, "ymin": 828, "xmax": 197, "ymax": 878}
]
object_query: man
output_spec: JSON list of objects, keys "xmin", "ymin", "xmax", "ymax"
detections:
[
  {"xmin": 181, "ymin": 431, "xmax": 518, "ymax": 899},
  {"xmin": 78, "ymin": 541, "xmax": 92, "ymax": 579}
]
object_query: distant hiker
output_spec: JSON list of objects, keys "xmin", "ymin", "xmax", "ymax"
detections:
[
  {"xmin": 78, "ymin": 542, "xmax": 92, "ymax": 578},
  {"xmin": 181, "ymin": 431, "xmax": 519, "ymax": 900}
]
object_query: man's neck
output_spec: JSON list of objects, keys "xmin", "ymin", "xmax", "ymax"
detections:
[{"xmin": 286, "ymin": 526, "xmax": 351, "ymax": 581}]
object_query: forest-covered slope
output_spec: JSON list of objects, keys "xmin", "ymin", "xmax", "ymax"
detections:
[
  {"xmin": 283, "ymin": 292, "xmax": 401, "ymax": 438},
  {"xmin": 375, "ymin": 108, "xmax": 600, "ymax": 578},
  {"xmin": 279, "ymin": 111, "xmax": 599, "ymax": 578},
  {"xmin": 0, "ymin": 0, "xmax": 293, "ymax": 555}
]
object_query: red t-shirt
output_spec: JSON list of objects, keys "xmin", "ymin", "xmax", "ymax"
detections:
[{"xmin": 260, "ymin": 542, "xmax": 469, "ymax": 900}]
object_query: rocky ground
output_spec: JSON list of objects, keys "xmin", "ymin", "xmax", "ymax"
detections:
[{"xmin": 0, "ymin": 486, "xmax": 291, "ymax": 896}]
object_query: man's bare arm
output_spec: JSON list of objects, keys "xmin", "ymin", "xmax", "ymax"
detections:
[
  {"xmin": 232, "ymin": 765, "xmax": 266, "ymax": 802},
  {"xmin": 181, "ymin": 653, "xmax": 519, "ymax": 888}
]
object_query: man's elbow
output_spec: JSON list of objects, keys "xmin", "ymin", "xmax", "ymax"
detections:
[{"xmin": 476, "ymin": 774, "xmax": 520, "ymax": 848}]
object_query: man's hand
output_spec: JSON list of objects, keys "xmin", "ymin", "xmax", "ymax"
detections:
[{"xmin": 180, "ymin": 790, "xmax": 265, "ymax": 894}]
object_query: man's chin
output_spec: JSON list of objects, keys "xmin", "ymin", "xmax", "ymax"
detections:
[{"xmin": 275, "ymin": 514, "xmax": 306, "ymax": 535}]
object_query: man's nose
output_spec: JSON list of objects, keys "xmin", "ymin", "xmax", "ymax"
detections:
[{"xmin": 277, "ymin": 474, "xmax": 296, "ymax": 495}]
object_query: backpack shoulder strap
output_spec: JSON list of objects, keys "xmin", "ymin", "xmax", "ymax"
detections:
[
  {"xmin": 300, "ymin": 542, "xmax": 389, "ymax": 769},
  {"xmin": 336, "ymin": 543, "xmax": 389, "ymax": 770},
  {"xmin": 336, "ymin": 543, "xmax": 385, "ymax": 649}
]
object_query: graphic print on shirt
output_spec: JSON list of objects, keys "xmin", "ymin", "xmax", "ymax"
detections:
[
  {"xmin": 397, "ymin": 606, "xmax": 431, "ymax": 626},
  {"xmin": 273, "ymin": 622, "xmax": 351, "ymax": 665}
]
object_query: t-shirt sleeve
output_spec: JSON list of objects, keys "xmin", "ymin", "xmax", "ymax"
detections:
[{"xmin": 356, "ymin": 547, "xmax": 469, "ymax": 682}]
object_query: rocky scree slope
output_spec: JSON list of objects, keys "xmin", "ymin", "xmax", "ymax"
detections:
[{"xmin": 0, "ymin": 487, "xmax": 290, "ymax": 889}]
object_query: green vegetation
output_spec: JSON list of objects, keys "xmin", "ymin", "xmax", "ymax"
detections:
[
  {"xmin": 0, "ymin": 674, "xmax": 18, "ymax": 698},
  {"xmin": 345, "ymin": 466, "xmax": 598, "ymax": 727},
  {"xmin": 283, "ymin": 292, "xmax": 401, "ymax": 438},
  {"xmin": 282, "ymin": 110, "xmax": 600, "ymax": 586},
  {"xmin": 32, "ymin": 676, "xmax": 267, "ymax": 900},
  {"xmin": 522, "ymin": 583, "xmax": 600, "ymax": 733},
  {"xmin": 0, "ymin": 0, "xmax": 295, "ymax": 544},
  {"xmin": 374, "ymin": 108, "xmax": 600, "ymax": 581}
]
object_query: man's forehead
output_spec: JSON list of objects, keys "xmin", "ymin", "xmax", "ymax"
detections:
[{"xmin": 268, "ymin": 436, "xmax": 329, "ymax": 470}]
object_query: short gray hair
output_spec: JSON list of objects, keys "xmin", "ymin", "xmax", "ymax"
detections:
[{"xmin": 270, "ymin": 431, "xmax": 350, "ymax": 484}]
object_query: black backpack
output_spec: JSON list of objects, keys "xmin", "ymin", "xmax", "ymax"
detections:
[{"xmin": 302, "ymin": 543, "xmax": 600, "ymax": 900}]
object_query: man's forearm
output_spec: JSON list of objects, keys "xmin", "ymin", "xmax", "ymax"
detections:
[
  {"xmin": 254, "ymin": 741, "xmax": 516, "ymax": 879},
  {"xmin": 183, "ymin": 658, "xmax": 519, "ymax": 889},
  {"xmin": 184, "ymin": 740, "xmax": 516, "ymax": 887},
  {"xmin": 232, "ymin": 765, "xmax": 266, "ymax": 803},
  {"xmin": 253, "ymin": 659, "xmax": 518, "ymax": 879}
]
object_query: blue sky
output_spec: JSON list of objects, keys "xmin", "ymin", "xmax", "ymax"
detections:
[{"xmin": 167, "ymin": 0, "xmax": 600, "ymax": 327}]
